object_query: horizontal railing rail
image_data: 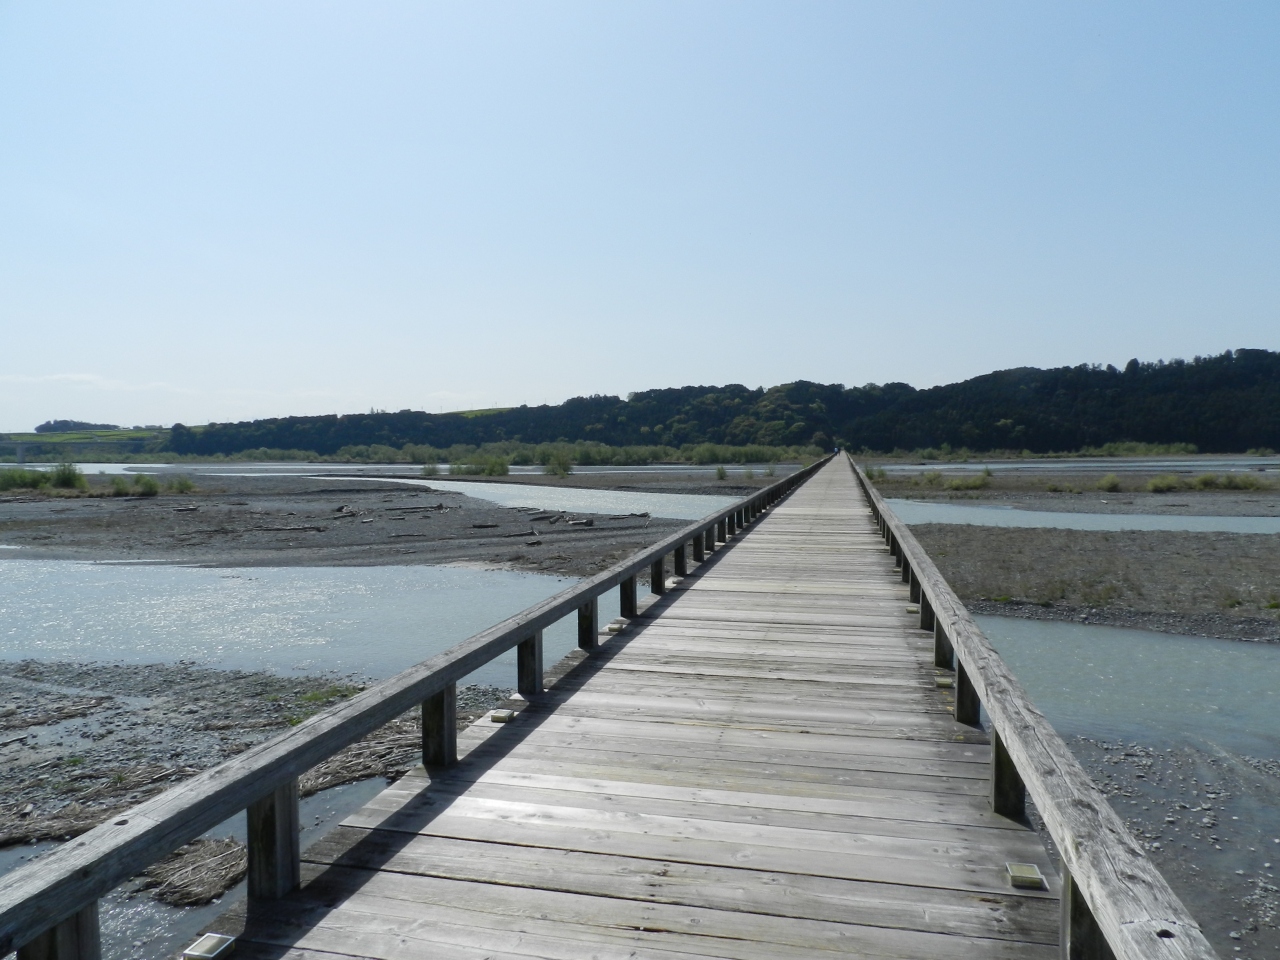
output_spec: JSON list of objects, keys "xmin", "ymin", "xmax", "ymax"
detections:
[
  {"xmin": 0, "ymin": 456, "xmax": 831, "ymax": 960},
  {"xmin": 850, "ymin": 455, "xmax": 1217, "ymax": 960}
]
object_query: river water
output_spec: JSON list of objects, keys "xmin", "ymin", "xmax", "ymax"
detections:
[
  {"xmin": 321, "ymin": 476, "xmax": 739, "ymax": 520},
  {"xmin": 887, "ymin": 498, "xmax": 1280, "ymax": 534},
  {"xmin": 977, "ymin": 616, "xmax": 1280, "ymax": 757},
  {"xmin": 0, "ymin": 560, "xmax": 590, "ymax": 688}
]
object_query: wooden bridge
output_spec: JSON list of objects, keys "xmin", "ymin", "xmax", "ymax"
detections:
[{"xmin": 1, "ymin": 457, "xmax": 1215, "ymax": 960}]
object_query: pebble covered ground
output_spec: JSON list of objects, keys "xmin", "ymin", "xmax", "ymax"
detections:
[
  {"xmin": 1044, "ymin": 737, "xmax": 1280, "ymax": 959},
  {"xmin": 913, "ymin": 523, "xmax": 1280, "ymax": 641},
  {"xmin": 0, "ymin": 660, "xmax": 511, "ymax": 905}
]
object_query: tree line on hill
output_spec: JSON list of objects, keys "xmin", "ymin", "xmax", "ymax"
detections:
[{"xmin": 165, "ymin": 349, "xmax": 1280, "ymax": 458}]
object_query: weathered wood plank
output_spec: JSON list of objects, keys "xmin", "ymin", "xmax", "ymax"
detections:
[{"xmin": 303, "ymin": 827, "xmax": 1060, "ymax": 944}]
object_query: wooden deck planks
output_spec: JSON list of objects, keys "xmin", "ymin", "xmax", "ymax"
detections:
[{"xmin": 223, "ymin": 457, "xmax": 1060, "ymax": 958}]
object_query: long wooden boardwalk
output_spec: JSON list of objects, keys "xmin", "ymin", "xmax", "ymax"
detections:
[{"xmin": 222, "ymin": 458, "xmax": 1061, "ymax": 959}]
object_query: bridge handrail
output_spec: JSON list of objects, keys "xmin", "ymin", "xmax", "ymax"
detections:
[
  {"xmin": 0, "ymin": 456, "xmax": 831, "ymax": 958},
  {"xmin": 850, "ymin": 457, "xmax": 1216, "ymax": 960}
]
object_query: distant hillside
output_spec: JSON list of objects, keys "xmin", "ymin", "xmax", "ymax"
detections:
[
  {"xmin": 35, "ymin": 419, "xmax": 120, "ymax": 433},
  {"xmin": 166, "ymin": 348, "xmax": 1280, "ymax": 457}
]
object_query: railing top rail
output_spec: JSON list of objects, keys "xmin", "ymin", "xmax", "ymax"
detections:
[
  {"xmin": 850, "ymin": 456, "xmax": 1216, "ymax": 960},
  {"xmin": 0, "ymin": 455, "xmax": 831, "ymax": 954}
]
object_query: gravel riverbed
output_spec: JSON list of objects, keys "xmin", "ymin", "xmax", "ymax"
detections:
[{"xmin": 0, "ymin": 659, "xmax": 512, "ymax": 904}]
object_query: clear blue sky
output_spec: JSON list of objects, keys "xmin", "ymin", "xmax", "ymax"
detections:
[{"xmin": 2, "ymin": 2, "xmax": 1276, "ymax": 431}]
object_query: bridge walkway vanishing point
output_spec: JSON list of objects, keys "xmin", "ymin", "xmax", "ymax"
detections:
[{"xmin": 213, "ymin": 456, "xmax": 1063, "ymax": 959}]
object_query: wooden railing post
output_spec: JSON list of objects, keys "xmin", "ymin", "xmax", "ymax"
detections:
[
  {"xmin": 908, "ymin": 569, "xmax": 921, "ymax": 602},
  {"xmin": 620, "ymin": 576, "xmax": 637, "ymax": 618},
  {"xmin": 990, "ymin": 728, "xmax": 1026, "ymax": 821},
  {"xmin": 16, "ymin": 904, "xmax": 99, "ymax": 960},
  {"xmin": 919, "ymin": 596, "xmax": 935, "ymax": 632},
  {"xmin": 1061, "ymin": 870, "xmax": 1116, "ymax": 960},
  {"xmin": 247, "ymin": 778, "xmax": 300, "ymax": 901},
  {"xmin": 422, "ymin": 682, "xmax": 458, "ymax": 768},
  {"xmin": 954, "ymin": 660, "xmax": 981, "ymax": 726},
  {"xmin": 650, "ymin": 555, "xmax": 665, "ymax": 595},
  {"xmin": 577, "ymin": 597, "xmax": 598, "ymax": 651},
  {"xmin": 705, "ymin": 527, "xmax": 716, "ymax": 553},
  {"xmin": 517, "ymin": 631, "xmax": 543, "ymax": 696},
  {"xmin": 934, "ymin": 621, "xmax": 954, "ymax": 669},
  {"xmin": 674, "ymin": 544, "xmax": 687, "ymax": 577},
  {"xmin": 691, "ymin": 534, "xmax": 705, "ymax": 563},
  {"xmin": 716, "ymin": 519, "xmax": 727, "ymax": 543}
]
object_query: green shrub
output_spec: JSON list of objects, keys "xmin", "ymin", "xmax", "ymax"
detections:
[
  {"xmin": 0, "ymin": 468, "xmax": 50, "ymax": 492},
  {"xmin": 1096, "ymin": 474, "xmax": 1122, "ymax": 493},
  {"xmin": 543, "ymin": 451, "xmax": 573, "ymax": 477},
  {"xmin": 1221, "ymin": 473, "xmax": 1267, "ymax": 490},
  {"xmin": 422, "ymin": 463, "xmax": 439, "ymax": 476},
  {"xmin": 944, "ymin": 475, "xmax": 989, "ymax": 491},
  {"xmin": 1146, "ymin": 474, "xmax": 1183, "ymax": 493},
  {"xmin": 133, "ymin": 475, "xmax": 160, "ymax": 496},
  {"xmin": 765, "ymin": 464, "xmax": 776, "ymax": 477},
  {"xmin": 743, "ymin": 467, "xmax": 754, "ymax": 480},
  {"xmin": 166, "ymin": 475, "xmax": 195, "ymax": 494},
  {"xmin": 109, "ymin": 477, "xmax": 131, "ymax": 496},
  {"xmin": 452, "ymin": 457, "xmax": 508, "ymax": 477},
  {"xmin": 715, "ymin": 465, "xmax": 727, "ymax": 480},
  {"xmin": 1085, "ymin": 441, "xmax": 1198, "ymax": 457},
  {"xmin": 922, "ymin": 470, "xmax": 942, "ymax": 486},
  {"xmin": 50, "ymin": 462, "xmax": 86, "ymax": 489},
  {"xmin": 1247, "ymin": 447, "xmax": 1277, "ymax": 456}
]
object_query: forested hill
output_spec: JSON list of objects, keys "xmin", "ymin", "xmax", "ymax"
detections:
[{"xmin": 167, "ymin": 348, "xmax": 1280, "ymax": 456}]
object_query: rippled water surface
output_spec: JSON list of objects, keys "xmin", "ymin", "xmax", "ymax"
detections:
[
  {"xmin": 0, "ymin": 561, "xmax": 587, "ymax": 687},
  {"xmin": 978, "ymin": 616, "xmax": 1280, "ymax": 755}
]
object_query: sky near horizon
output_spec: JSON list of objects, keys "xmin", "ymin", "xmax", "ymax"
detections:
[{"xmin": 1, "ymin": 2, "xmax": 1277, "ymax": 431}]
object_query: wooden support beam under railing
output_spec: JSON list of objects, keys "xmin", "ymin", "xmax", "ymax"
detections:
[
  {"xmin": 247, "ymin": 779, "xmax": 300, "ymax": 901},
  {"xmin": 650, "ymin": 555, "xmax": 665, "ymax": 595},
  {"xmin": 16, "ymin": 904, "xmax": 99, "ymax": 960},
  {"xmin": 517, "ymin": 631, "xmax": 544, "ymax": 696},
  {"xmin": 422, "ymin": 682, "xmax": 458, "ymax": 768},
  {"xmin": 577, "ymin": 598, "xmax": 598, "ymax": 651}
]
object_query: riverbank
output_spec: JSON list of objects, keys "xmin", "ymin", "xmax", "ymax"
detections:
[
  {"xmin": 912, "ymin": 523, "xmax": 1280, "ymax": 640},
  {"xmin": 0, "ymin": 474, "xmax": 703, "ymax": 578},
  {"xmin": 869, "ymin": 464, "xmax": 1280, "ymax": 516}
]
